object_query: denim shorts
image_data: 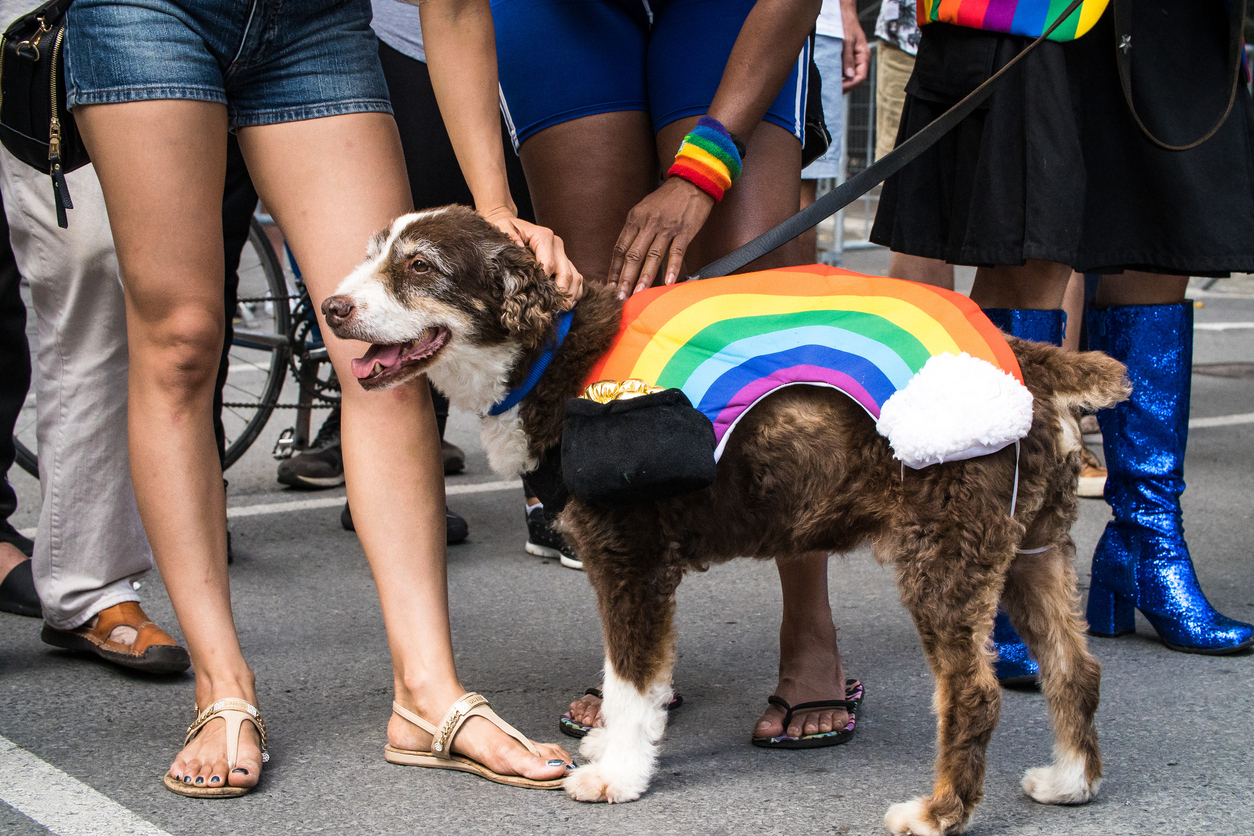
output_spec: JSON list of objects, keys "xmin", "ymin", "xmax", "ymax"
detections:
[
  {"xmin": 65, "ymin": 0, "xmax": 393, "ymax": 128},
  {"xmin": 492, "ymin": 0, "xmax": 809, "ymax": 149}
]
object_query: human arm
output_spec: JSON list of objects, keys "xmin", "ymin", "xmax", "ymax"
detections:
[
  {"xmin": 415, "ymin": 0, "xmax": 583, "ymax": 301},
  {"xmin": 840, "ymin": 0, "xmax": 870, "ymax": 91},
  {"xmin": 607, "ymin": 0, "xmax": 822, "ymax": 299}
]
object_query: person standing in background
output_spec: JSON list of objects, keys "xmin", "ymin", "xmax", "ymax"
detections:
[{"xmin": 799, "ymin": 0, "xmax": 868, "ymax": 260}]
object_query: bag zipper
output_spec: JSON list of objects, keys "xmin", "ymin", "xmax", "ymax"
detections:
[{"xmin": 48, "ymin": 24, "xmax": 72, "ymax": 228}]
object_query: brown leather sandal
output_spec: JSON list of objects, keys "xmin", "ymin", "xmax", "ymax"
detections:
[
  {"xmin": 163, "ymin": 698, "xmax": 269, "ymax": 798},
  {"xmin": 40, "ymin": 601, "xmax": 190, "ymax": 674},
  {"xmin": 385, "ymin": 692, "xmax": 568, "ymax": 790}
]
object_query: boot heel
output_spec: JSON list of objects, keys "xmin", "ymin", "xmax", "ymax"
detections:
[{"xmin": 1086, "ymin": 578, "xmax": 1135, "ymax": 637}]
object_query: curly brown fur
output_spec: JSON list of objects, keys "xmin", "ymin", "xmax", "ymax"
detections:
[{"xmin": 322, "ymin": 208, "xmax": 1130, "ymax": 831}]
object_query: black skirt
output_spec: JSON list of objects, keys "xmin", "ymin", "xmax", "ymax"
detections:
[{"xmin": 870, "ymin": 2, "xmax": 1254, "ymax": 276}]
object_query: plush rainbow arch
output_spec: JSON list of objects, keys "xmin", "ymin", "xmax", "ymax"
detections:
[{"xmin": 583, "ymin": 266, "xmax": 1034, "ymax": 468}]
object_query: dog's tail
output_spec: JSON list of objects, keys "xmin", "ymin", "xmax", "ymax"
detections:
[{"xmin": 1010, "ymin": 337, "xmax": 1132, "ymax": 413}]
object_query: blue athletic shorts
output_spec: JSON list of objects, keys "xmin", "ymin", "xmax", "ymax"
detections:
[
  {"xmin": 491, "ymin": 0, "xmax": 810, "ymax": 149},
  {"xmin": 65, "ymin": 0, "xmax": 392, "ymax": 129}
]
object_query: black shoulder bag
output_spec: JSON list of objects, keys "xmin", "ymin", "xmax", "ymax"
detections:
[{"xmin": 0, "ymin": 0, "xmax": 89, "ymax": 228}]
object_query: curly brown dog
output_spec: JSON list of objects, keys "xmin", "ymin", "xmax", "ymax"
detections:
[{"xmin": 322, "ymin": 206, "xmax": 1131, "ymax": 835}]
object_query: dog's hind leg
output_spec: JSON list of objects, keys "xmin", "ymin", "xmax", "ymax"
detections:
[
  {"xmin": 564, "ymin": 552, "xmax": 681, "ymax": 804},
  {"xmin": 885, "ymin": 518, "xmax": 1015, "ymax": 836},
  {"xmin": 1000, "ymin": 543, "xmax": 1102, "ymax": 805}
]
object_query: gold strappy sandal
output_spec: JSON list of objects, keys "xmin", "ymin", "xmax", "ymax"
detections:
[
  {"xmin": 162, "ymin": 698, "xmax": 269, "ymax": 798},
  {"xmin": 385, "ymin": 692, "xmax": 565, "ymax": 790}
]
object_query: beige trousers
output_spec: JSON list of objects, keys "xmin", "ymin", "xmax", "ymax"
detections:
[
  {"xmin": 0, "ymin": 149, "xmax": 151, "ymax": 629},
  {"xmin": 875, "ymin": 40, "xmax": 917, "ymax": 163}
]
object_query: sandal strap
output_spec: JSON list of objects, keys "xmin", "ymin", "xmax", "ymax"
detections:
[
  {"xmin": 583, "ymin": 687, "xmax": 603, "ymax": 699},
  {"xmin": 766, "ymin": 695, "xmax": 857, "ymax": 731},
  {"xmin": 395, "ymin": 693, "xmax": 541, "ymax": 762},
  {"xmin": 391, "ymin": 701, "xmax": 438, "ymax": 736},
  {"xmin": 429, "ymin": 693, "xmax": 489, "ymax": 759},
  {"xmin": 185, "ymin": 698, "xmax": 268, "ymax": 769}
]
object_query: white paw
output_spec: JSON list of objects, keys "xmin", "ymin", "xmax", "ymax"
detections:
[
  {"xmin": 1022, "ymin": 757, "xmax": 1100, "ymax": 805},
  {"xmin": 884, "ymin": 798, "xmax": 951, "ymax": 836},
  {"xmin": 579, "ymin": 726, "xmax": 607, "ymax": 761},
  {"xmin": 563, "ymin": 761, "xmax": 645, "ymax": 804}
]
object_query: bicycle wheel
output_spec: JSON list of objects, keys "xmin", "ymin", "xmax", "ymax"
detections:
[{"xmin": 220, "ymin": 217, "xmax": 292, "ymax": 470}]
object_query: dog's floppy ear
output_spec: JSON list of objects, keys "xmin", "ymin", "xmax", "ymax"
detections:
[
  {"xmin": 494, "ymin": 242, "xmax": 570, "ymax": 352},
  {"xmin": 1012, "ymin": 337, "xmax": 1132, "ymax": 413}
]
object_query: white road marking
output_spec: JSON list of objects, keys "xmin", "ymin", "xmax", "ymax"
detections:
[
  {"xmin": 224, "ymin": 479, "xmax": 521, "ymax": 519},
  {"xmin": 0, "ymin": 734, "xmax": 173, "ymax": 836},
  {"xmin": 1194, "ymin": 321, "xmax": 1254, "ymax": 331},
  {"xmin": 1189, "ymin": 412, "xmax": 1254, "ymax": 428},
  {"xmin": 15, "ymin": 479, "xmax": 522, "ymax": 539}
]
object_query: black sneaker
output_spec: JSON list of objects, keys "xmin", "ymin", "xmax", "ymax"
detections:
[
  {"xmin": 525, "ymin": 504, "xmax": 581, "ymax": 570},
  {"xmin": 277, "ymin": 408, "xmax": 343, "ymax": 489},
  {"xmin": 341, "ymin": 501, "xmax": 469, "ymax": 545},
  {"xmin": 442, "ymin": 440, "xmax": 466, "ymax": 475}
]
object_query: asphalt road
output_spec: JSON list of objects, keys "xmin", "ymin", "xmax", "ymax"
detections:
[{"xmin": 3, "ymin": 255, "xmax": 1253, "ymax": 836}]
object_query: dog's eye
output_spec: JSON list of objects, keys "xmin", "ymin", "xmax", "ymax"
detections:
[{"xmin": 409, "ymin": 258, "xmax": 429, "ymax": 273}]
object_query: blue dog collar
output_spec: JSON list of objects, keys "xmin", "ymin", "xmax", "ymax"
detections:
[{"xmin": 487, "ymin": 309, "xmax": 575, "ymax": 416}]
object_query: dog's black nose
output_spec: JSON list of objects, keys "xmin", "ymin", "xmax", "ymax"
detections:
[{"xmin": 322, "ymin": 295, "xmax": 355, "ymax": 328}]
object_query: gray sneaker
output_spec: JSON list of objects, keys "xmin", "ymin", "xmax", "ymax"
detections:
[{"xmin": 277, "ymin": 408, "xmax": 343, "ymax": 489}]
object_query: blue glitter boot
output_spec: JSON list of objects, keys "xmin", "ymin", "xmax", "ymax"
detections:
[
  {"xmin": 982, "ymin": 309, "xmax": 1067, "ymax": 683},
  {"xmin": 1086, "ymin": 302, "xmax": 1253, "ymax": 654}
]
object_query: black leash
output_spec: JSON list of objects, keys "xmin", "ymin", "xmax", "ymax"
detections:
[{"xmin": 687, "ymin": 0, "xmax": 1089, "ymax": 281}]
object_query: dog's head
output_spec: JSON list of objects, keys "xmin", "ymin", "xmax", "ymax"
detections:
[{"xmin": 322, "ymin": 206, "xmax": 569, "ymax": 395}]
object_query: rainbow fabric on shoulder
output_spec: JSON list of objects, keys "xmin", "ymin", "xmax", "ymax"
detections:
[
  {"xmin": 918, "ymin": 0, "xmax": 1109, "ymax": 41},
  {"xmin": 582, "ymin": 266, "xmax": 1035, "ymax": 470}
]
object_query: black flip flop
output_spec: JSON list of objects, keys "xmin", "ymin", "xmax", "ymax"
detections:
[
  {"xmin": 559, "ymin": 687, "xmax": 684, "ymax": 739},
  {"xmin": 751, "ymin": 678, "xmax": 863, "ymax": 749}
]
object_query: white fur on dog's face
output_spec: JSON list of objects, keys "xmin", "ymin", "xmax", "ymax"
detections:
[{"xmin": 323, "ymin": 209, "xmax": 522, "ymax": 414}]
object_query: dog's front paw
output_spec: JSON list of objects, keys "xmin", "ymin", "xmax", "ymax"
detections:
[
  {"xmin": 884, "ymin": 797, "xmax": 962, "ymax": 836},
  {"xmin": 564, "ymin": 761, "xmax": 645, "ymax": 804},
  {"xmin": 579, "ymin": 726, "xmax": 608, "ymax": 761},
  {"xmin": 1022, "ymin": 758, "xmax": 1100, "ymax": 805}
]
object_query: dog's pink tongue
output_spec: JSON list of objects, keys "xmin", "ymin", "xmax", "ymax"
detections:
[{"xmin": 350, "ymin": 343, "xmax": 403, "ymax": 379}]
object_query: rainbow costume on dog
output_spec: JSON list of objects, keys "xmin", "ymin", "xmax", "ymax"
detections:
[{"xmin": 583, "ymin": 266, "xmax": 1034, "ymax": 469}]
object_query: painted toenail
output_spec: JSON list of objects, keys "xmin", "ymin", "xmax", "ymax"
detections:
[
  {"xmin": 195, "ymin": 777, "xmax": 204, "ymax": 784},
  {"xmin": 546, "ymin": 759, "xmax": 565, "ymax": 767},
  {"xmin": 566, "ymin": 762, "xmax": 578, "ymax": 770},
  {"xmin": 183, "ymin": 776, "xmax": 192, "ymax": 783},
  {"xmin": 231, "ymin": 768, "xmax": 249, "ymax": 775},
  {"xmin": 209, "ymin": 776, "xmax": 221, "ymax": 783}
]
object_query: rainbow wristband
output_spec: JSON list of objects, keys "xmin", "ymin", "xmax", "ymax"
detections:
[{"xmin": 667, "ymin": 116, "xmax": 743, "ymax": 202}]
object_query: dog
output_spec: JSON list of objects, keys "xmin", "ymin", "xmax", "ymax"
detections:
[{"xmin": 322, "ymin": 206, "xmax": 1131, "ymax": 835}]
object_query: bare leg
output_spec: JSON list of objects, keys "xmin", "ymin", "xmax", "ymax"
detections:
[
  {"xmin": 752, "ymin": 553, "xmax": 849, "ymax": 739},
  {"xmin": 889, "ymin": 253, "xmax": 955, "ymax": 291},
  {"xmin": 0, "ymin": 542, "xmax": 24, "ymax": 577},
  {"xmin": 519, "ymin": 112, "xmax": 659, "ymax": 287},
  {"xmin": 969, "ymin": 259, "xmax": 1072, "ymax": 310},
  {"xmin": 1094, "ymin": 270, "xmax": 1188, "ymax": 307},
  {"xmin": 239, "ymin": 113, "xmax": 568, "ymax": 781},
  {"xmin": 1062, "ymin": 271, "xmax": 1085, "ymax": 351},
  {"xmin": 75, "ymin": 101, "xmax": 260, "ymax": 790},
  {"xmin": 566, "ymin": 120, "xmax": 848, "ymax": 739},
  {"xmin": 799, "ymin": 179, "xmax": 818, "ymax": 261}
]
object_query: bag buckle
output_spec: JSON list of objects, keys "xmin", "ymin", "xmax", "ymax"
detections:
[{"xmin": 16, "ymin": 16, "xmax": 52, "ymax": 61}]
